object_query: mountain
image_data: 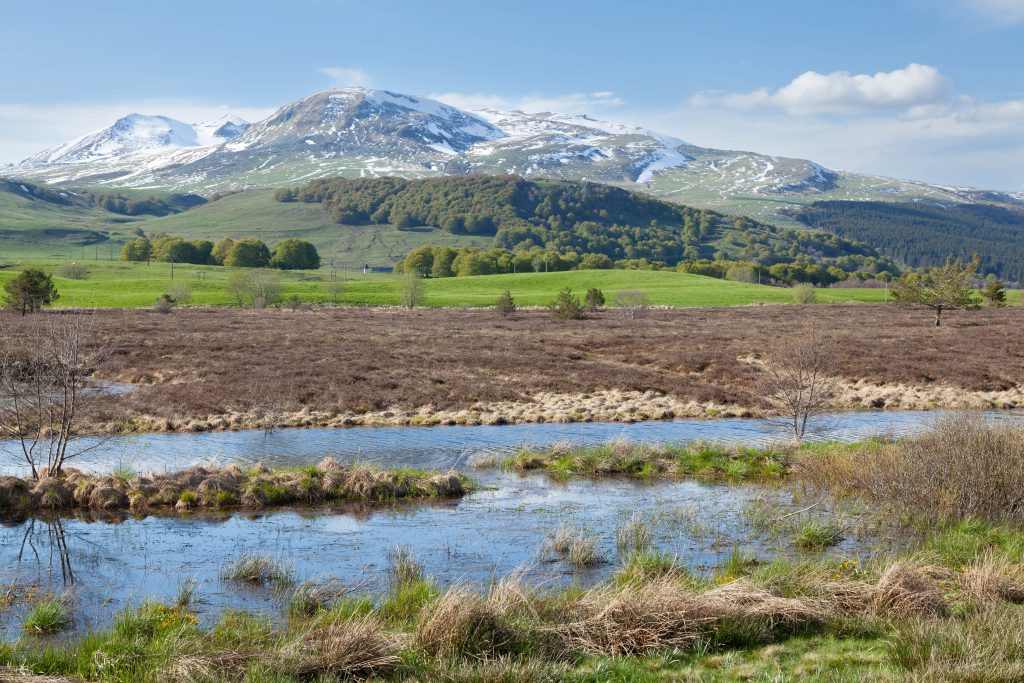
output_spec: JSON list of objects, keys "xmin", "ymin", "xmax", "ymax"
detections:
[
  {"xmin": 7, "ymin": 88, "xmax": 822, "ymax": 204},
  {"xmin": 17, "ymin": 113, "xmax": 250, "ymax": 183},
  {"xmin": 7, "ymin": 86, "xmax": 1024, "ymax": 274}
]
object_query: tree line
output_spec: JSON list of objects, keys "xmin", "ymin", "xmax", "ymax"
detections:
[
  {"xmin": 276, "ymin": 175, "xmax": 897, "ymax": 274},
  {"xmin": 396, "ymin": 246, "xmax": 901, "ymax": 286},
  {"xmin": 120, "ymin": 234, "xmax": 320, "ymax": 270}
]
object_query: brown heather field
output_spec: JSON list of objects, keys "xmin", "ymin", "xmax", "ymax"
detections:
[{"xmin": 52, "ymin": 303, "xmax": 1023, "ymax": 430}]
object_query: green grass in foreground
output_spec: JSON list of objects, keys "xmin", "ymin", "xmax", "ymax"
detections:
[
  {"xmin": 5, "ymin": 520, "xmax": 1024, "ymax": 682},
  {"xmin": 0, "ymin": 258, "xmax": 912, "ymax": 309}
]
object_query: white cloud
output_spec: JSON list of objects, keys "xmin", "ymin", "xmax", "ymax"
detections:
[
  {"xmin": 318, "ymin": 66, "xmax": 373, "ymax": 88},
  {"xmin": 0, "ymin": 100, "xmax": 276, "ymax": 164},
  {"xmin": 429, "ymin": 90, "xmax": 623, "ymax": 113},
  {"xmin": 962, "ymin": 0, "xmax": 1024, "ymax": 24},
  {"xmin": 692, "ymin": 63, "xmax": 950, "ymax": 116}
]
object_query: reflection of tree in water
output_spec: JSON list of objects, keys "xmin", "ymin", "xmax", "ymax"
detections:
[{"xmin": 18, "ymin": 517, "xmax": 76, "ymax": 585}]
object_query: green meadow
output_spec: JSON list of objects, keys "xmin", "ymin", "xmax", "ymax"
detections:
[{"xmin": 0, "ymin": 259, "xmax": 908, "ymax": 309}]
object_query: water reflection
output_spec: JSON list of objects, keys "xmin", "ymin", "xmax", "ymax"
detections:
[{"xmin": 3, "ymin": 409, "xmax": 1011, "ymax": 478}]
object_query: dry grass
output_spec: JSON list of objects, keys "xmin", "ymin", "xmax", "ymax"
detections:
[
  {"xmin": 871, "ymin": 562, "xmax": 950, "ymax": 619},
  {"xmin": 415, "ymin": 587, "xmax": 518, "ymax": 659},
  {"xmin": 36, "ymin": 304, "xmax": 1024, "ymax": 429},
  {"xmin": 886, "ymin": 605, "xmax": 1024, "ymax": 682},
  {"xmin": 797, "ymin": 415, "xmax": 1024, "ymax": 522},
  {"xmin": 0, "ymin": 668, "xmax": 81, "ymax": 683},
  {"xmin": 561, "ymin": 578, "xmax": 713, "ymax": 655},
  {"xmin": 274, "ymin": 617, "xmax": 400, "ymax": 679}
]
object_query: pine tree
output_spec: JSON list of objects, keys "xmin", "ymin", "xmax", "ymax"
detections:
[
  {"xmin": 981, "ymin": 275, "xmax": 1008, "ymax": 307},
  {"xmin": 495, "ymin": 289, "xmax": 516, "ymax": 317},
  {"xmin": 892, "ymin": 255, "xmax": 982, "ymax": 326},
  {"xmin": 3, "ymin": 268, "xmax": 59, "ymax": 315}
]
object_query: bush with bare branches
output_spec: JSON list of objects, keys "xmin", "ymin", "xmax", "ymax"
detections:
[
  {"xmin": 613, "ymin": 290, "xmax": 649, "ymax": 319},
  {"xmin": 755, "ymin": 328, "xmax": 838, "ymax": 442},
  {"xmin": 0, "ymin": 312, "xmax": 110, "ymax": 479},
  {"xmin": 797, "ymin": 414, "xmax": 1024, "ymax": 521}
]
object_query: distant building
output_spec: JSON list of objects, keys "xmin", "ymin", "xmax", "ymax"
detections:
[{"xmin": 362, "ymin": 263, "xmax": 394, "ymax": 274}]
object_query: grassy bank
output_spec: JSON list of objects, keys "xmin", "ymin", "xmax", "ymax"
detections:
[
  {"xmin": 497, "ymin": 439, "xmax": 874, "ymax": 482},
  {"xmin": 0, "ymin": 460, "xmax": 469, "ymax": 515},
  {"xmin": 4, "ymin": 523, "xmax": 1024, "ymax": 682},
  {"xmin": 0, "ymin": 259, "xmax": 901, "ymax": 309}
]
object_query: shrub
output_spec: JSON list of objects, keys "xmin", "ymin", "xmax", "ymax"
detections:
[
  {"xmin": 495, "ymin": 289, "xmax": 516, "ymax": 317},
  {"xmin": 613, "ymin": 289, "xmax": 649, "ymax": 319},
  {"xmin": 549, "ymin": 287, "xmax": 585, "ymax": 320},
  {"xmin": 798, "ymin": 415, "xmax": 1024, "ymax": 522},
  {"xmin": 56, "ymin": 263, "xmax": 88, "ymax": 280},
  {"xmin": 165, "ymin": 282, "xmax": 191, "ymax": 305},
  {"xmin": 399, "ymin": 270, "xmax": 424, "ymax": 309},
  {"xmin": 585, "ymin": 287, "xmax": 605, "ymax": 312},
  {"xmin": 792, "ymin": 282, "xmax": 817, "ymax": 304},
  {"xmin": 152, "ymin": 295, "xmax": 175, "ymax": 314}
]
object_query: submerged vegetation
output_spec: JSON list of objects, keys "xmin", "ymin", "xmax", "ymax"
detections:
[{"xmin": 0, "ymin": 459, "xmax": 469, "ymax": 514}]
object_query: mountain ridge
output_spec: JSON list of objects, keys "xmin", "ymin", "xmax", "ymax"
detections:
[{"xmin": 7, "ymin": 86, "xmax": 1023, "ymax": 235}]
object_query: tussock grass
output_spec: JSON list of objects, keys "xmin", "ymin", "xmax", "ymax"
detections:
[
  {"xmin": 415, "ymin": 587, "xmax": 520, "ymax": 659},
  {"xmin": 21, "ymin": 597, "xmax": 72, "ymax": 635},
  {"xmin": 505, "ymin": 438, "xmax": 792, "ymax": 481},
  {"xmin": 287, "ymin": 578, "xmax": 352, "ymax": 616},
  {"xmin": 274, "ymin": 617, "xmax": 400, "ymax": 679},
  {"xmin": 794, "ymin": 521, "xmax": 844, "ymax": 551},
  {"xmin": 0, "ymin": 458, "xmax": 471, "ymax": 514},
  {"xmin": 220, "ymin": 553, "xmax": 294, "ymax": 588},
  {"xmin": 542, "ymin": 526, "xmax": 603, "ymax": 567},
  {"xmin": 887, "ymin": 604, "xmax": 1024, "ymax": 681},
  {"xmin": 9, "ymin": 542, "xmax": 1024, "ymax": 682},
  {"xmin": 615, "ymin": 515, "xmax": 653, "ymax": 554}
]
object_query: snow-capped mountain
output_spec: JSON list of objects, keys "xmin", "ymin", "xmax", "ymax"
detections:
[
  {"xmin": 18, "ymin": 113, "xmax": 250, "ymax": 180},
  {"xmin": 10, "ymin": 87, "xmax": 1021, "ymax": 226}
]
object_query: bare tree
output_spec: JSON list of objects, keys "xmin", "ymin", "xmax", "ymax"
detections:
[
  {"xmin": 755, "ymin": 328, "xmax": 838, "ymax": 443},
  {"xmin": 324, "ymin": 278, "xmax": 343, "ymax": 305},
  {"xmin": 398, "ymin": 270, "xmax": 423, "ymax": 309},
  {"xmin": 244, "ymin": 382, "xmax": 295, "ymax": 435},
  {"xmin": 0, "ymin": 312, "xmax": 110, "ymax": 478},
  {"xmin": 613, "ymin": 290, "xmax": 649, "ymax": 320}
]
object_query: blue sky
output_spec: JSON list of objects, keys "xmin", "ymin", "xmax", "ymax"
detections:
[{"xmin": 1, "ymin": 0, "xmax": 1022, "ymax": 189}]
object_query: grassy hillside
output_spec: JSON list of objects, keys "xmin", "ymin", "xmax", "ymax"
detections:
[
  {"xmin": 0, "ymin": 180, "xmax": 130, "ymax": 259},
  {"xmin": 277, "ymin": 175, "xmax": 895, "ymax": 273},
  {"xmin": 0, "ymin": 259, "xmax": 904, "ymax": 309},
  {"xmin": 130, "ymin": 189, "xmax": 491, "ymax": 266}
]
